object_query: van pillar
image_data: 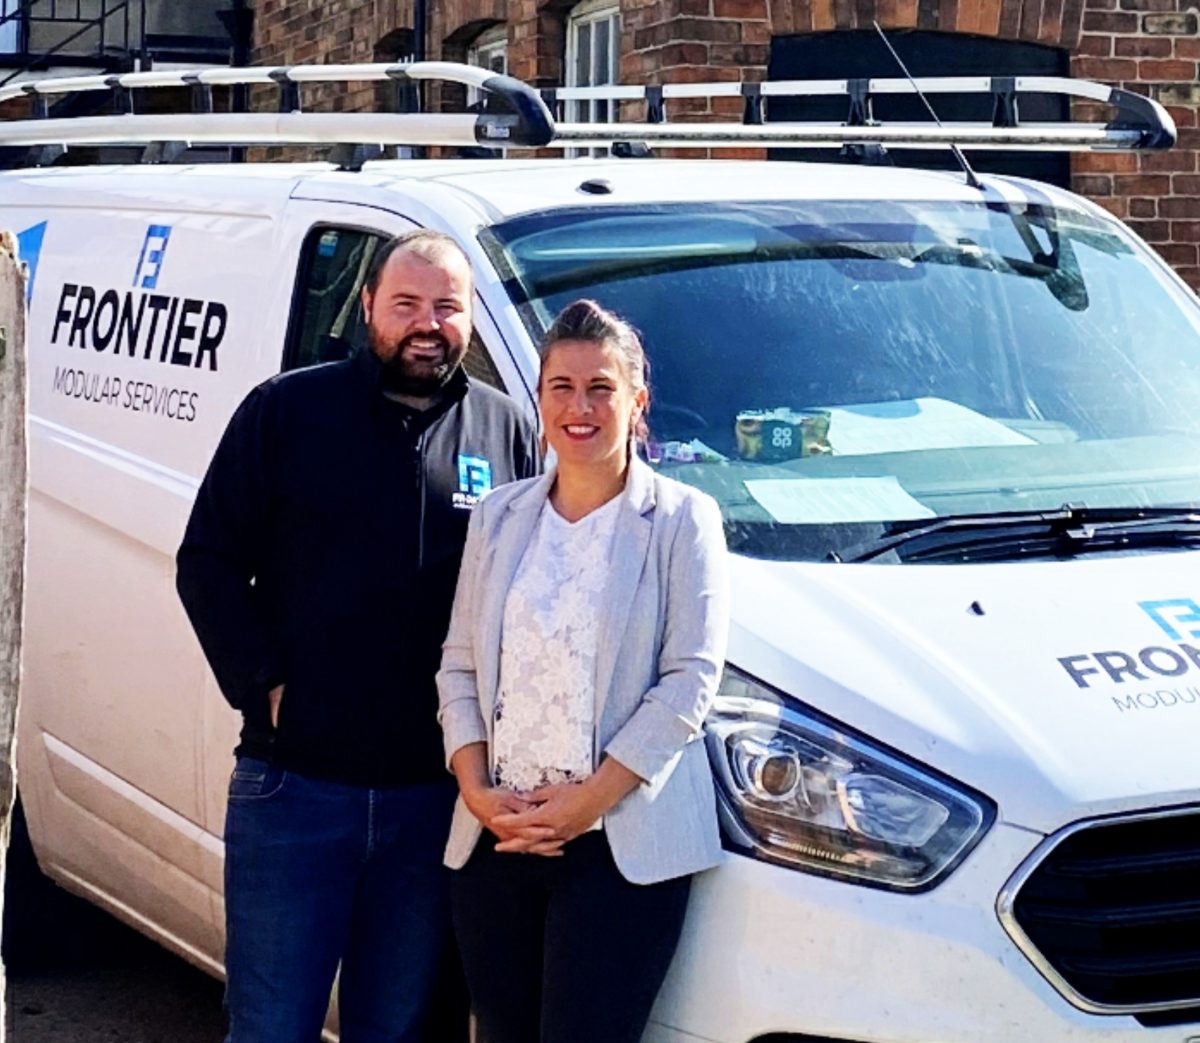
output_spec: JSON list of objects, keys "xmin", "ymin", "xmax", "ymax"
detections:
[{"xmin": 0, "ymin": 229, "xmax": 28, "ymax": 974}]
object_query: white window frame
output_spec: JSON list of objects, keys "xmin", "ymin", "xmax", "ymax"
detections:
[
  {"xmin": 467, "ymin": 23, "xmax": 507, "ymax": 82},
  {"xmin": 565, "ymin": 1, "xmax": 619, "ymax": 125}
]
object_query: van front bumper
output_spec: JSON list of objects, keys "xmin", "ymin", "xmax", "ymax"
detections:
[{"xmin": 645, "ymin": 822, "xmax": 1195, "ymax": 1043}]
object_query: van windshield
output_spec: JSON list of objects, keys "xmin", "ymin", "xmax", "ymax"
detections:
[{"xmin": 481, "ymin": 199, "xmax": 1200, "ymax": 562}]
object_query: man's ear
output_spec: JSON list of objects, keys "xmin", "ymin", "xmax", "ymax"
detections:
[{"xmin": 360, "ymin": 285, "xmax": 373, "ymax": 326}]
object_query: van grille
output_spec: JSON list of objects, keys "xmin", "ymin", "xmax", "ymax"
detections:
[{"xmin": 1006, "ymin": 808, "xmax": 1200, "ymax": 1012}]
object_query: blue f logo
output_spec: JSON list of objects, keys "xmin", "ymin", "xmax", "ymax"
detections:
[
  {"xmin": 457, "ymin": 455, "xmax": 493, "ymax": 498},
  {"xmin": 133, "ymin": 225, "xmax": 172, "ymax": 289},
  {"xmin": 16, "ymin": 221, "xmax": 46, "ymax": 304},
  {"xmin": 1139, "ymin": 599, "xmax": 1200, "ymax": 641}
]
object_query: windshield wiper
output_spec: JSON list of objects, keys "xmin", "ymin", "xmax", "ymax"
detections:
[{"xmin": 830, "ymin": 506, "xmax": 1200, "ymax": 564}]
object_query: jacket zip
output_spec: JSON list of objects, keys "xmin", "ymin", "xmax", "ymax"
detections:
[{"xmin": 416, "ymin": 430, "xmax": 428, "ymax": 570}]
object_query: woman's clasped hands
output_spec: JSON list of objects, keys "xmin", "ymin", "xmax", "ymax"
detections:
[
  {"xmin": 463, "ymin": 779, "xmax": 608, "ymax": 856},
  {"xmin": 493, "ymin": 781, "xmax": 611, "ymax": 855},
  {"xmin": 480, "ymin": 758, "xmax": 641, "ymax": 856}
]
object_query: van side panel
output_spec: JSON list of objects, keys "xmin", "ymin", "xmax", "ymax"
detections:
[{"xmin": 4, "ymin": 183, "xmax": 292, "ymax": 969}]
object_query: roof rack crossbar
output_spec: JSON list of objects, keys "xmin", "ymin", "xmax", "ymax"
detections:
[
  {"xmin": 741, "ymin": 82, "xmax": 762, "ymax": 126},
  {"xmin": 140, "ymin": 141, "xmax": 188, "ymax": 164},
  {"xmin": 385, "ymin": 65, "xmax": 419, "ymax": 115},
  {"xmin": 846, "ymin": 78, "xmax": 873, "ymax": 127},
  {"xmin": 269, "ymin": 67, "xmax": 301, "ymax": 114},
  {"xmin": 991, "ymin": 77, "xmax": 1018, "ymax": 128},
  {"xmin": 184, "ymin": 76, "xmax": 213, "ymax": 115},
  {"xmin": 647, "ymin": 84, "xmax": 665, "ymax": 125},
  {"xmin": 106, "ymin": 76, "xmax": 133, "ymax": 116},
  {"xmin": 0, "ymin": 63, "xmax": 1174, "ymax": 155}
]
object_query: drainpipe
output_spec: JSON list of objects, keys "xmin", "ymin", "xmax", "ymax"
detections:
[
  {"xmin": 217, "ymin": 0, "xmax": 253, "ymax": 160},
  {"xmin": 413, "ymin": 0, "xmax": 427, "ymax": 110},
  {"xmin": 217, "ymin": 0, "xmax": 252, "ymax": 108}
]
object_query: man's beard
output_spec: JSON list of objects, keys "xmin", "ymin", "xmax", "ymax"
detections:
[{"xmin": 369, "ymin": 327, "xmax": 464, "ymax": 397}]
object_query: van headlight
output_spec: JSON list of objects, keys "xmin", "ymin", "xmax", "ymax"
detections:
[{"xmin": 706, "ymin": 667, "xmax": 994, "ymax": 892}]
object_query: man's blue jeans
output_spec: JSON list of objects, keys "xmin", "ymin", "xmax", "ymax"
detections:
[{"xmin": 223, "ymin": 757, "xmax": 458, "ymax": 1043}]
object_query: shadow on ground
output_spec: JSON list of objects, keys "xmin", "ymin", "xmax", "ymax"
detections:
[{"xmin": 3, "ymin": 803, "xmax": 225, "ymax": 1042}]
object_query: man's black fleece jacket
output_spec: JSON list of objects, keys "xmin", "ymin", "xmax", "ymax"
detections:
[{"xmin": 176, "ymin": 349, "xmax": 539, "ymax": 787}]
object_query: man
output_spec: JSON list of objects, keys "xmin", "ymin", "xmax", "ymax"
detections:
[{"xmin": 176, "ymin": 230, "xmax": 539, "ymax": 1043}]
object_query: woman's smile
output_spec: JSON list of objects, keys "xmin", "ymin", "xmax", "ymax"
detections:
[{"xmin": 563, "ymin": 424, "xmax": 600, "ymax": 440}]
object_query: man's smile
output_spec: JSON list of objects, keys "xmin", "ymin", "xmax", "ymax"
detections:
[{"xmin": 401, "ymin": 335, "xmax": 448, "ymax": 363}]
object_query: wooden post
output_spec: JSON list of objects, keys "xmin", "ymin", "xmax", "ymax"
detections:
[{"xmin": 0, "ymin": 230, "xmax": 28, "ymax": 1030}]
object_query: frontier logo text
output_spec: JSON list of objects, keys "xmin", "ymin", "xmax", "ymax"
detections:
[
  {"xmin": 1057, "ymin": 599, "xmax": 1200, "ymax": 713},
  {"xmin": 50, "ymin": 224, "xmax": 228, "ymax": 371}
]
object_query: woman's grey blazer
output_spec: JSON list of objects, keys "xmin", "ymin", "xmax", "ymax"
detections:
[{"xmin": 436, "ymin": 457, "xmax": 730, "ymax": 885}]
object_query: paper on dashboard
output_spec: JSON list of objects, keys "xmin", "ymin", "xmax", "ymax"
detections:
[{"xmin": 744, "ymin": 476, "xmax": 936, "ymax": 524}]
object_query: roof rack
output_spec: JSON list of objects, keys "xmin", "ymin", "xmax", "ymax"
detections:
[
  {"xmin": 0, "ymin": 63, "xmax": 557, "ymax": 153},
  {"xmin": 0, "ymin": 63, "xmax": 1176, "ymax": 160},
  {"xmin": 545, "ymin": 76, "xmax": 1176, "ymax": 152}
]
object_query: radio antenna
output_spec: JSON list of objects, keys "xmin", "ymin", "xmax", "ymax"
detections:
[{"xmin": 872, "ymin": 21, "xmax": 983, "ymax": 190}]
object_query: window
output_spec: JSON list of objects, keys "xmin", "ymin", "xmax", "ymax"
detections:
[
  {"xmin": 566, "ymin": 1, "xmax": 619, "ymax": 126},
  {"xmin": 0, "ymin": 0, "xmax": 21, "ymax": 53},
  {"xmin": 466, "ymin": 24, "xmax": 508, "ymax": 111},
  {"xmin": 284, "ymin": 225, "xmax": 504, "ymax": 390},
  {"xmin": 468, "ymin": 24, "xmax": 507, "ymax": 78},
  {"xmin": 286, "ymin": 227, "xmax": 381, "ymax": 371}
]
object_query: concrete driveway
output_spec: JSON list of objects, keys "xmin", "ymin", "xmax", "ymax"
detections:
[{"xmin": 5, "ymin": 882, "xmax": 225, "ymax": 1042}]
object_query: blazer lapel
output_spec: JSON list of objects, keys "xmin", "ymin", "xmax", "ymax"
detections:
[
  {"xmin": 594, "ymin": 459, "xmax": 656, "ymax": 723},
  {"xmin": 476, "ymin": 471, "xmax": 554, "ymax": 720}
]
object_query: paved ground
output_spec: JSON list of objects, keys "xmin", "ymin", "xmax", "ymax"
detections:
[{"xmin": 5, "ymin": 880, "xmax": 226, "ymax": 1042}]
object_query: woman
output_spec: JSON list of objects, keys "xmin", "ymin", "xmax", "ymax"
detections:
[{"xmin": 436, "ymin": 298, "xmax": 730, "ymax": 1043}]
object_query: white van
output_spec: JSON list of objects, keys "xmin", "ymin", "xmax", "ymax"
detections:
[{"xmin": 3, "ymin": 63, "xmax": 1199, "ymax": 1043}]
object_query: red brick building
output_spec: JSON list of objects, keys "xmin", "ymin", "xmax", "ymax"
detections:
[{"xmin": 250, "ymin": 0, "xmax": 1200, "ymax": 287}]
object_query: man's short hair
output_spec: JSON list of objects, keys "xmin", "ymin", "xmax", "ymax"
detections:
[{"xmin": 364, "ymin": 229, "xmax": 473, "ymax": 295}]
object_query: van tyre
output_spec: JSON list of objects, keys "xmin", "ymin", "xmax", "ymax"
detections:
[{"xmin": 2, "ymin": 795, "xmax": 87, "ymax": 973}]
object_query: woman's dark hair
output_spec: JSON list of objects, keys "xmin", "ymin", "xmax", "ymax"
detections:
[{"xmin": 539, "ymin": 299, "xmax": 651, "ymax": 447}]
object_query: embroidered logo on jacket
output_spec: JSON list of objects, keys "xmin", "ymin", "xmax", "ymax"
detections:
[{"xmin": 454, "ymin": 454, "xmax": 493, "ymax": 509}]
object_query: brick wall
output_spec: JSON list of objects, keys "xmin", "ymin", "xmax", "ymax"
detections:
[
  {"xmin": 623, "ymin": 0, "xmax": 771, "ymax": 117},
  {"xmin": 251, "ymin": 0, "xmax": 413, "ymax": 113},
  {"xmin": 620, "ymin": 0, "xmax": 772, "ymax": 157},
  {"xmin": 1070, "ymin": 0, "xmax": 1200, "ymax": 287}
]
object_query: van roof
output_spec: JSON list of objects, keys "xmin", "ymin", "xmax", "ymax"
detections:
[
  {"xmin": 372, "ymin": 158, "xmax": 1083, "ymax": 217},
  {"xmin": 0, "ymin": 156, "xmax": 1087, "ymax": 226}
]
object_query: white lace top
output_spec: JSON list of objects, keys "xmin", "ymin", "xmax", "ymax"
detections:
[{"xmin": 492, "ymin": 495, "xmax": 622, "ymax": 794}]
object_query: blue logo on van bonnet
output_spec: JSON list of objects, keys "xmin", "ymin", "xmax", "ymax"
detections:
[
  {"xmin": 1139, "ymin": 599, "xmax": 1200, "ymax": 641},
  {"xmin": 133, "ymin": 225, "xmax": 172, "ymax": 289},
  {"xmin": 458, "ymin": 455, "xmax": 493, "ymax": 498}
]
